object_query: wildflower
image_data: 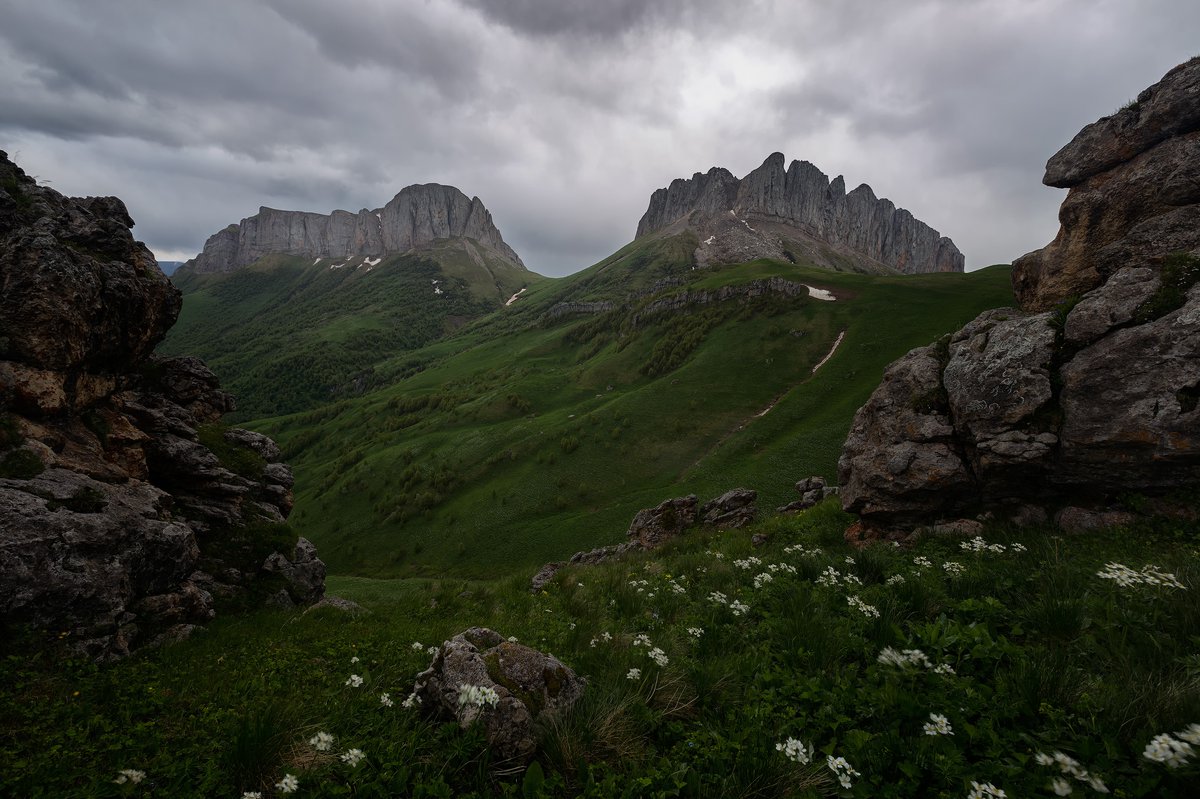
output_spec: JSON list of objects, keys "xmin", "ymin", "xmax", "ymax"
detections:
[
  {"xmin": 309, "ymin": 731, "xmax": 335, "ymax": 751},
  {"xmin": 626, "ymin": 667, "xmax": 642, "ymax": 680},
  {"xmin": 633, "ymin": 633, "xmax": 652, "ymax": 647},
  {"xmin": 350, "ymin": 655, "xmax": 360, "ymax": 663},
  {"xmin": 913, "ymin": 556, "xmax": 932, "ymax": 569},
  {"xmin": 411, "ymin": 641, "xmax": 424, "ymax": 651},
  {"xmin": 886, "ymin": 574, "xmax": 906, "ymax": 585},
  {"xmin": 1051, "ymin": 777, "xmax": 1073, "ymax": 796},
  {"xmin": 114, "ymin": 769, "xmax": 146, "ymax": 785},
  {"xmin": 816, "ymin": 566, "xmax": 842, "ymax": 586},
  {"xmin": 427, "ymin": 646, "xmax": 439, "ymax": 656},
  {"xmin": 669, "ymin": 581, "xmax": 686, "ymax": 595},
  {"xmin": 1011, "ymin": 542, "xmax": 1028, "ymax": 553},
  {"xmin": 379, "ymin": 693, "xmax": 394, "ymax": 707},
  {"xmin": 922, "ymin": 713, "xmax": 953, "ymax": 736},
  {"xmin": 729, "ymin": 599, "xmax": 750, "ymax": 616},
  {"xmin": 276, "ymin": 773, "xmax": 299, "ymax": 793},
  {"xmin": 1097, "ymin": 562, "xmax": 1185, "ymax": 590},
  {"xmin": 647, "ymin": 647, "xmax": 669, "ymax": 667},
  {"xmin": 1035, "ymin": 752, "xmax": 1054, "ymax": 766},
  {"xmin": 776, "ymin": 736, "xmax": 813, "ymax": 765},
  {"xmin": 1143, "ymin": 732, "xmax": 1196, "ymax": 767},
  {"xmin": 457, "ymin": 684, "xmax": 500, "ymax": 708},
  {"xmin": 1088, "ymin": 776, "xmax": 1109, "ymax": 793},
  {"xmin": 942, "ymin": 561, "xmax": 966, "ymax": 576},
  {"xmin": 844, "ymin": 556, "xmax": 856, "ymax": 565},
  {"xmin": 826, "ymin": 756, "xmax": 861, "ymax": 789},
  {"xmin": 733, "ymin": 556, "xmax": 762, "ymax": 569},
  {"xmin": 767, "ymin": 562, "xmax": 797, "ymax": 575},
  {"xmin": 345, "ymin": 674, "xmax": 364, "ymax": 688},
  {"xmin": 877, "ymin": 647, "xmax": 931, "ymax": 668},
  {"xmin": 967, "ymin": 782, "xmax": 1007, "ymax": 799},
  {"xmin": 340, "ymin": 748, "xmax": 366, "ymax": 767},
  {"xmin": 401, "ymin": 691, "xmax": 421, "ymax": 709},
  {"xmin": 242, "ymin": 793, "xmax": 263, "ymax": 799},
  {"xmin": 686, "ymin": 627, "xmax": 704, "ymax": 638},
  {"xmin": 589, "ymin": 637, "xmax": 598, "ymax": 648},
  {"xmin": 753, "ymin": 572, "xmax": 773, "ymax": 588},
  {"xmin": 846, "ymin": 595, "xmax": 880, "ymax": 618},
  {"xmin": 709, "ymin": 591, "xmax": 729, "ymax": 605},
  {"xmin": 508, "ymin": 636, "xmax": 518, "ymax": 642},
  {"xmin": 1179, "ymin": 723, "xmax": 1200, "ymax": 745},
  {"xmin": 784, "ymin": 544, "xmax": 822, "ymax": 556},
  {"xmin": 933, "ymin": 663, "xmax": 956, "ymax": 675}
]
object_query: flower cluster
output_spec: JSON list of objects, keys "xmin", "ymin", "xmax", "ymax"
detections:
[
  {"xmin": 776, "ymin": 736, "xmax": 813, "ymax": 764},
  {"xmin": 783, "ymin": 544, "xmax": 823, "ymax": 557},
  {"xmin": 1143, "ymin": 724, "xmax": 1200, "ymax": 768},
  {"xmin": 752, "ymin": 572, "xmax": 773, "ymax": 588},
  {"xmin": 410, "ymin": 641, "xmax": 424, "ymax": 651},
  {"xmin": 1033, "ymin": 750, "xmax": 1109, "ymax": 793},
  {"xmin": 826, "ymin": 755, "xmax": 861, "ymax": 789},
  {"xmin": 646, "ymin": 647, "xmax": 669, "ymax": 667},
  {"xmin": 626, "ymin": 667, "xmax": 641, "ymax": 680},
  {"xmin": 733, "ymin": 556, "xmax": 763, "ymax": 570},
  {"xmin": 922, "ymin": 713, "xmax": 953, "ymax": 736},
  {"xmin": 959, "ymin": 536, "xmax": 1007, "ymax": 554},
  {"xmin": 913, "ymin": 556, "xmax": 933, "ymax": 569},
  {"xmin": 767, "ymin": 562, "xmax": 797, "ymax": 575},
  {"xmin": 309, "ymin": 731, "xmax": 335, "ymax": 751},
  {"xmin": 276, "ymin": 774, "xmax": 300, "ymax": 794},
  {"xmin": 401, "ymin": 691, "xmax": 421, "ymax": 709},
  {"xmin": 340, "ymin": 748, "xmax": 366, "ymax": 767},
  {"xmin": 379, "ymin": 693, "xmax": 394, "ymax": 707},
  {"xmin": 345, "ymin": 674, "xmax": 364, "ymax": 688},
  {"xmin": 457, "ymin": 684, "xmax": 500, "ymax": 708},
  {"xmin": 967, "ymin": 781, "xmax": 1006, "ymax": 798},
  {"xmin": 941, "ymin": 561, "xmax": 966, "ymax": 577},
  {"xmin": 114, "ymin": 769, "xmax": 145, "ymax": 785},
  {"xmin": 729, "ymin": 599, "xmax": 750, "ymax": 616},
  {"xmin": 846, "ymin": 595, "xmax": 880, "ymax": 618},
  {"xmin": 877, "ymin": 646, "xmax": 955, "ymax": 674},
  {"xmin": 686, "ymin": 627, "xmax": 704, "ymax": 638},
  {"xmin": 816, "ymin": 566, "xmax": 862, "ymax": 587},
  {"xmin": 1097, "ymin": 562, "xmax": 1186, "ymax": 590},
  {"xmin": 886, "ymin": 574, "xmax": 907, "ymax": 585}
]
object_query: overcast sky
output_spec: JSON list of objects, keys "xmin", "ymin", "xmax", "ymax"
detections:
[{"xmin": 1, "ymin": 0, "xmax": 1196, "ymax": 276}]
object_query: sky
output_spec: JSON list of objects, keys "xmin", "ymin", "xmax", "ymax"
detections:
[{"xmin": 1, "ymin": 0, "xmax": 1196, "ymax": 277}]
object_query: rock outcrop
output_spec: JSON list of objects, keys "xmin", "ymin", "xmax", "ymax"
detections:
[
  {"xmin": 183, "ymin": 183, "xmax": 524, "ymax": 274},
  {"xmin": 413, "ymin": 627, "xmax": 585, "ymax": 765},
  {"xmin": 627, "ymin": 495, "xmax": 698, "ymax": 548},
  {"xmin": 0, "ymin": 151, "xmax": 324, "ymax": 658},
  {"xmin": 1013, "ymin": 57, "xmax": 1200, "ymax": 311},
  {"xmin": 700, "ymin": 487, "xmax": 758, "ymax": 528},
  {"xmin": 838, "ymin": 58, "xmax": 1200, "ymax": 533},
  {"xmin": 636, "ymin": 153, "xmax": 964, "ymax": 275}
]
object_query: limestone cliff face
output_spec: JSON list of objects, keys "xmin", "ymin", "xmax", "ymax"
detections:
[
  {"xmin": 1013, "ymin": 56, "xmax": 1200, "ymax": 311},
  {"xmin": 636, "ymin": 153, "xmax": 964, "ymax": 275},
  {"xmin": 185, "ymin": 184, "xmax": 524, "ymax": 274},
  {"xmin": 837, "ymin": 59, "xmax": 1200, "ymax": 537},
  {"xmin": 0, "ymin": 152, "xmax": 324, "ymax": 659}
]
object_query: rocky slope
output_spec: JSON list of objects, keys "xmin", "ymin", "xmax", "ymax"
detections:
[
  {"xmin": 183, "ymin": 183, "xmax": 525, "ymax": 274},
  {"xmin": 838, "ymin": 59, "xmax": 1200, "ymax": 536},
  {"xmin": 636, "ymin": 153, "xmax": 964, "ymax": 275},
  {"xmin": 1013, "ymin": 56, "xmax": 1200, "ymax": 311},
  {"xmin": 0, "ymin": 151, "xmax": 324, "ymax": 659}
]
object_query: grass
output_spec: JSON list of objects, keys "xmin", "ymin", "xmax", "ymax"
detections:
[
  {"xmin": 249, "ymin": 256, "xmax": 1014, "ymax": 579},
  {"xmin": 3, "ymin": 502, "xmax": 1198, "ymax": 797}
]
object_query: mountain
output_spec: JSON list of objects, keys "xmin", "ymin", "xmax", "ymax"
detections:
[
  {"xmin": 156, "ymin": 260, "xmax": 184, "ymax": 275},
  {"xmin": 161, "ymin": 186, "xmax": 539, "ymax": 419},
  {"xmin": 180, "ymin": 183, "xmax": 523, "ymax": 275},
  {"xmin": 637, "ymin": 152, "xmax": 964, "ymax": 275}
]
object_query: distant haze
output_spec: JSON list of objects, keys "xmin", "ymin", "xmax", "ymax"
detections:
[{"xmin": 2, "ymin": 1, "xmax": 1197, "ymax": 276}]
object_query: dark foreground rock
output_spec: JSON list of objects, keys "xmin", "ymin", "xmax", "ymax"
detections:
[
  {"xmin": 0, "ymin": 152, "xmax": 324, "ymax": 658},
  {"xmin": 413, "ymin": 628, "xmax": 585, "ymax": 765}
]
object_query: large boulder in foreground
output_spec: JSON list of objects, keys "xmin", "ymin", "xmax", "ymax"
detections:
[
  {"xmin": 1012, "ymin": 57, "xmax": 1200, "ymax": 311},
  {"xmin": 0, "ymin": 152, "xmax": 323, "ymax": 658},
  {"xmin": 413, "ymin": 628, "xmax": 585, "ymax": 765}
]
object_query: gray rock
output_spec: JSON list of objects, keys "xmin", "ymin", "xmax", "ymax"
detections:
[
  {"xmin": 779, "ymin": 476, "xmax": 838, "ymax": 513},
  {"xmin": 529, "ymin": 561, "xmax": 564, "ymax": 593},
  {"xmin": 926, "ymin": 519, "xmax": 985, "ymax": 538},
  {"xmin": 262, "ymin": 538, "xmax": 327, "ymax": 605},
  {"xmin": 637, "ymin": 152, "xmax": 963, "ymax": 275},
  {"xmin": 626, "ymin": 495, "xmax": 698, "ymax": 548},
  {"xmin": 700, "ymin": 487, "xmax": 758, "ymax": 528},
  {"xmin": 303, "ymin": 595, "xmax": 368, "ymax": 615},
  {"xmin": 414, "ymin": 628, "xmax": 584, "ymax": 765},
  {"xmin": 1064, "ymin": 267, "xmax": 1161, "ymax": 345},
  {"xmin": 1055, "ymin": 507, "xmax": 1138, "ymax": 533},
  {"xmin": 184, "ymin": 184, "xmax": 524, "ymax": 274}
]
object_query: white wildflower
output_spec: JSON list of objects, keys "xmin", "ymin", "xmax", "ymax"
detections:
[
  {"xmin": 1035, "ymin": 752, "xmax": 1055, "ymax": 766},
  {"xmin": 753, "ymin": 572, "xmax": 773, "ymax": 588},
  {"xmin": 686, "ymin": 627, "xmax": 704, "ymax": 638},
  {"xmin": 633, "ymin": 633, "xmax": 652, "ymax": 647},
  {"xmin": 1098, "ymin": 562, "xmax": 1186, "ymax": 590},
  {"xmin": 600, "ymin": 631, "xmax": 612, "ymax": 642},
  {"xmin": 733, "ymin": 556, "xmax": 762, "ymax": 569},
  {"xmin": 508, "ymin": 636, "xmax": 518, "ymax": 642},
  {"xmin": 967, "ymin": 781, "xmax": 1007, "ymax": 799},
  {"xmin": 427, "ymin": 645, "xmax": 439, "ymax": 655},
  {"xmin": 626, "ymin": 667, "xmax": 642, "ymax": 680},
  {"xmin": 1051, "ymin": 778, "xmax": 1072, "ymax": 796},
  {"xmin": 309, "ymin": 731, "xmax": 335, "ymax": 751},
  {"xmin": 933, "ymin": 663, "xmax": 956, "ymax": 675},
  {"xmin": 1178, "ymin": 723, "xmax": 1200, "ymax": 745},
  {"xmin": 589, "ymin": 637, "xmax": 598, "ymax": 648},
  {"xmin": 345, "ymin": 674, "xmax": 364, "ymax": 688},
  {"xmin": 826, "ymin": 756, "xmax": 861, "ymax": 789},
  {"xmin": 276, "ymin": 774, "xmax": 300, "ymax": 794},
  {"xmin": 942, "ymin": 561, "xmax": 966, "ymax": 577},
  {"xmin": 709, "ymin": 591, "xmax": 729, "ymax": 606},
  {"xmin": 886, "ymin": 574, "xmax": 907, "ymax": 585},
  {"xmin": 729, "ymin": 599, "xmax": 750, "ymax": 616},
  {"xmin": 350, "ymin": 655, "xmax": 360, "ymax": 663},
  {"xmin": 776, "ymin": 736, "xmax": 813, "ymax": 765},
  {"xmin": 241, "ymin": 792, "xmax": 263, "ymax": 799},
  {"xmin": 1143, "ymin": 732, "xmax": 1196, "ymax": 767},
  {"xmin": 411, "ymin": 641, "xmax": 424, "ymax": 651},
  {"xmin": 844, "ymin": 556, "xmax": 856, "ymax": 565},
  {"xmin": 379, "ymin": 693, "xmax": 394, "ymax": 708},
  {"xmin": 340, "ymin": 748, "xmax": 366, "ymax": 767},
  {"xmin": 877, "ymin": 647, "xmax": 931, "ymax": 668},
  {"xmin": 784, "ymin": 544, "xmax": 822, "ymax": 557},
  {"xmin": 457, "ymin": 683, "xmax": 500, "ymax": 708},
  {"xmin": 114, "ymin": 769, "xmax": 146, "ymax": 785},
  {"xmin": 1011, "ymin": 542, "xmax": 1028, "ymax": 553},
  {"xmin": 913, "ymin": 556, "xmax": 932, "ymax": 569},
  {"xmin": 846, "ymin": 595, "xmax": 880, "ymax": 618},
  {"xmin": 647, "ymin": 647, "xmax": 669, "ymax": 667},
  {"xmin": 401, "ymin": 691, "xmax": 421, "ymax": 709},
  {"xmin": 922, "ymin": 713, "xmax": 953, "ymax": 736}
]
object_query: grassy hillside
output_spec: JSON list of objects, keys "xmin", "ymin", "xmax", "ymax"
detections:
[
  {"xmin": 160, "ymin": 243, "xmax": 538, "ymax": 419},
  {"xmin": 253, "ymin": 250, "xmax": 1015, "ymax": 580},
  {"xmin": 6, "ymin": 503, "xmax": 1197, "ymax": 797}
]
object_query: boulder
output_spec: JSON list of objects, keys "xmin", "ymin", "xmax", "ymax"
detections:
[
  {"xmin": 700, "ymin": 487, "xmax": 758, "ymax": 528},
  {"xmin": 413, "ymin": 628, "xmax": 584, "ymax": 765},
  {"xmin": 626, "ymin": 495, "xmax": 698, "ymax": 548},
  {"xmin": 777, "ymin": 475, "xmax": 838, "ymax": 513}
]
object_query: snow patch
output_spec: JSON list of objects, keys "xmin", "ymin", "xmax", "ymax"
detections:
[
  {"xmin": 361, "ymin": 257, "xmax": 381, "ymax": 268},
  {"xmin": 703, "ymin": 235, "xmax": 716, "ymax": 245},
  {"xmin": 330, "ymin": 262, "xmax": 347, "ymax": 269},
  {"xmin": 312, "ymin": 258, "xmax": 322, "ymax": 266},
  {"xmin": 740, "ymin": 218, "xmax": 756, "ymax": 232},
  {"xmin": 505, "ymin": 287, "xmax": 527, "ymax": 306},
  {"xmin": 811, "ymin": 330, "xmax": 845, "ymax": 374},
  {"xmin": 803, "ymin": 285, "xmax": 836, "ymax": 301}
]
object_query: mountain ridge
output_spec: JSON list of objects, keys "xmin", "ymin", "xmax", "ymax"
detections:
[
  {"xmin": 182, "ymin": 182, "xmax": 525, "ymax": 275},
  {"xmin": 637, "ymin": 152, "xmax": 965, "ymax": 275}
]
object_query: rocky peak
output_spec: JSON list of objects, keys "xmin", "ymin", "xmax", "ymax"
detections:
[
  {"xmin": 636, "ymin": 152, "xmax": 964, "ymax": 275},
  {"xmin": 184, "ymin": 182, "xmax": 524, "ymax": 274},
  {"xmin": 0, "ymin": 152, "xmax": 324, "ymax": 659},
  {"xmin": 1013, "ymin": 56, "xmax": 1200, "ymax": 310}
]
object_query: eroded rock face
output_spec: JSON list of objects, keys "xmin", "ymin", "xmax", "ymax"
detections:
[
  {"xmin": 1013, "ymin": 57, "xmax": 1200, "ymax": 311},
  {"xmin": 637, "ymin": 152, "xmax": 964, "ymax": 275},
  {"xmin": 0, "ymin": 152, "xmax": 323, "ymax": 658},
  {"xmin": 626, "ymin": 495, "xmax": 698, "ymax": 548},
  {"xmin": 414, "ymin": 628, "xmax": 584, "ymax": 765},
  {"xmin": 184, "ymin": 184, "xmax": 524, "ymax": 274},
  {"xmin": 700, "ymin": 487, "xmax": 758, "ymax": 528}
]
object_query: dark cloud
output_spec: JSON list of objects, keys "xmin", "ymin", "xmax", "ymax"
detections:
[{"xmin": 0, "ymin": 0, "xmax": 1197, "ymax": 274}]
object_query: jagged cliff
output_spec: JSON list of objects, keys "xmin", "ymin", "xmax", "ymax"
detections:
[
  {"xmin": 838, "ymin": 59, "xmax": 1200, "ymax": 538},
  {"xmin": 0, "ymin": 151, "xmax": 325, "ymax": 659},
  {"xmin": 184, "ymin": 183, "xmax": 525, "ymax": 274},
  {"xmin": 636, "ymin": 153, "xmax": 964, "ymax": 275}
]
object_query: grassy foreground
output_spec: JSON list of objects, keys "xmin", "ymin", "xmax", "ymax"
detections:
[{"xmin": 3, "ymin": 502, "xmax": 1198, "ymax": 798}]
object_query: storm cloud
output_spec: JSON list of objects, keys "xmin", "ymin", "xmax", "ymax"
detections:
[{"xmin": 1, "ymin": 0, "xmax": 1196, "ymax": 275}]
